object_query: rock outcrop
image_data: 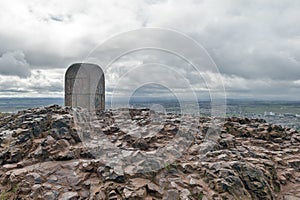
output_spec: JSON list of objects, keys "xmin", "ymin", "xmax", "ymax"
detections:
[{"xmin": 0, "ymin": 105, "xmax": 299, "ymax": 199}]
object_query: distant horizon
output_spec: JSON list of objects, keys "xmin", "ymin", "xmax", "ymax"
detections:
[{"xmin": 0, "ymin": 96, "xmax": 300, "ymax": 102}]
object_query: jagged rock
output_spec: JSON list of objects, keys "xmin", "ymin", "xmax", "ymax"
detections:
[
  {"xmin": 0, "ymin": 105, "xmax": 299, "ymax": 199},
  {"xmin": 287, "ymin": 159, "xmax": 300, "ymax": 171},
  {"xmin": 47, "ymin": 174, "xmax": 58, "ymax": 182},
  {"xmin": 44, "ymin": 191, "xmax": 55, "ymax": 200},
  {"xmin": 97, "ymin": 165, "xmax": 125, "ymax": 183},
  {"xmin": 25, "ymin": 172, "xmax": 42, "ymax": 184},
  {"xmin": 147, "ymin": 182, "xmax": 163, "ymax": 196},
  {"xmin": 163, "ymin": 189, "xmax": 179, "ymax": 200},
  {"xmin": 180, "ymin": 189, "xmax": 191, "ymax": 199},
  {"xmin": 130, "ymin": 178, "xmax": 150, "ymax": 188},
  {"xmin": 284, "ymin": 195, "xmax": 300, "ymax": 200},
  {"xmin": 61, "ymin": 191, "xmax": 79, "ymax": 200}
]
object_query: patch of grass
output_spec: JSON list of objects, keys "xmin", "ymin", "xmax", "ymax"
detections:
[
  {"xmin": 163, "ymin": 182, "xmax": 169, "ymax": 190},
  {"xmin": 198, "ymin": 192, "xmax": 204, "ymax": 199},
  {"xmin": 273, "ymin": 183, "xmax": 280, "ymax": 193},
  {"xmin": 11, "ymin": 184, "xmax": 18, "ymax": 193},
  {"xmin": 0, "ymin": 191, "xmax": 9, "ymax": 200},
  {"xmin": 190, "ymin": 192, "xmax": 204, "ymax": 200},
  {"xmin": 149, "ymin": 171, "xmax": 156, "ymax": 182},
  {"xmin": 0, "ymin": 184, "xmax": 19, "ymax": 200},
  {"xmin": 164, "ymin": 161, "xmax": 178, "ymax": 174},
  {"xmin": 165, "ymin": 162, "xmax": 172, "ymax": 172}
]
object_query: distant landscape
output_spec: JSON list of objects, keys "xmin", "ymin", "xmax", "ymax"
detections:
[
  {"xmin": 1, "ymin": 98, "xmax": 299, "ymax": 130},
  {"xmin": 0, "ymin": 98, "xmax": 64, "ymax": 113}
]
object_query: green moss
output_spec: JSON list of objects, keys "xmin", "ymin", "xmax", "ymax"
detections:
[
  {"xmin": 164, "ymin": 160, "xmax": 179, "ymax": 174},
  {"xmin": 273, "ymin": 182, "xmax": 280, "ymax": 193},
  {"xmin": 198, "ymin": 192, "xmax": 204, "ymax": 199},
  {"xmin": 0, "ymin": 191, "xmax": 9, "ymax": 200},
  {"xmin": 190, "ymin": 192, "xmax": 204, "ymax": 200},
  {"xmin": 165, "ymin": 162, "xmax": 171, "ymax": 172},
  {"xmin": 0, "ymin": 184, "xmax": 19, "ymax": 200},
  {"xmin": 11, "ymin": 184, "xmax": 18, "ymax": 193}
]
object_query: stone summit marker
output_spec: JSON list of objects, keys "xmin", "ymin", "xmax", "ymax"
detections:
[{"xmin": 65, "ymin": 63, "xmax": 105, "ymax": 111}]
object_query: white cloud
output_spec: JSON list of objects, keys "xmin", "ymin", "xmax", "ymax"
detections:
[
  {"xmin": 0, "ymin": 0, "xmax": 299, "ymax": 99},
  {"xmin": 0, "ymin": 69, "xmax": 64, "ymax": 97}
]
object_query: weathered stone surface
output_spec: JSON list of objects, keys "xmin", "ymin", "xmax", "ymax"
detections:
[
  {"xmin": 65, "ymin": 63, "xmax": 105, "ymax": 111},
  {"xmin": 0, "ymin": 105, "xmax": 299, "ymax": 199},
  {"xmin": 163, "ymin": 189, "xmax": 179, "ymax": 200},
  {"xmin": 61, "ymin": 191, "xmax": 79, "ymax": 200}
]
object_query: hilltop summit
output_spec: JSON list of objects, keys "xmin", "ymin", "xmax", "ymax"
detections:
[{"xmin": 0, "ymin": 105, "xmax": 299, "ymax": 199}]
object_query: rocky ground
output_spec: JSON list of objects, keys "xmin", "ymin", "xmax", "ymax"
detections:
[{"xmin": 0, "ymin": 105, "xmax": 299, "ymax": 200}]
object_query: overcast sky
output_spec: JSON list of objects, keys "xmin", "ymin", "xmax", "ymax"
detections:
[{"xmin": 0, "ymin": 0, "xmax": 299, "ymax": 100}]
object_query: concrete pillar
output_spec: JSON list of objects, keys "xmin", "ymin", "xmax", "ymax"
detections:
[{"xmin": 65, "ymin": 63, "xmax": 105, "ymax": 111}]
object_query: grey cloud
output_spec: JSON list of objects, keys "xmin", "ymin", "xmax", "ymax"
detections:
[
  {"xmin": 143, "ymin": 0, "xmax": 300, "ymax": 81},
  {"xmin": 0, "ymin": 89, "xmax": 31, "ymax": 93},
  {"xmin": 0, "ymin": 51, "xmax": 31, "ymax": 78},
  {"xmin": 196, "ymin": 1, "xmax": 300, "ymax": 81},
  {"xmin": 0, "ymin": 0, "xmax": 299, "ymax": 99},
  {"xmin": 49, "ymin": 14, "xmax": 66, "ymax": 22}
]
